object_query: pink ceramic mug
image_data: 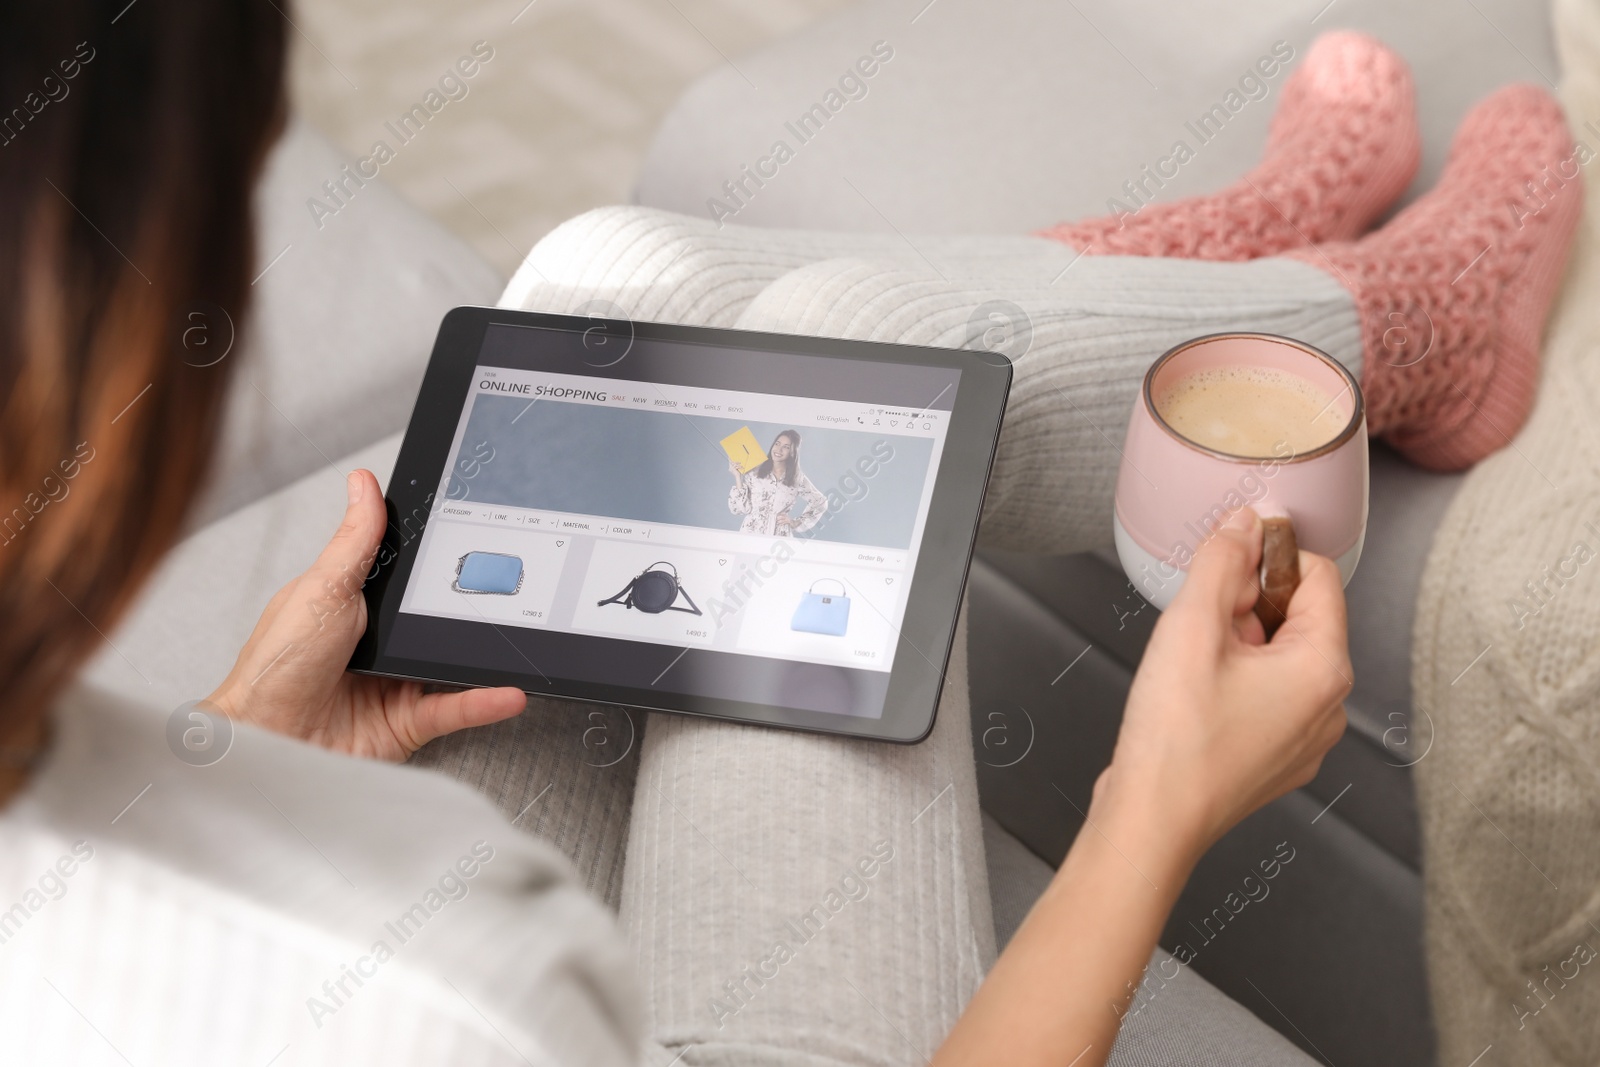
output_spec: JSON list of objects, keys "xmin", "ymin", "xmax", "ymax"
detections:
[{"xmin": 1113, "ymin": 332, "xmax": 1368, "ymax": 610}]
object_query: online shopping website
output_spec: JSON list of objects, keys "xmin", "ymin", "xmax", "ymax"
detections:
[{"xmin": 398, "ymin": 365, "xmax": 952, "ymax": 675}]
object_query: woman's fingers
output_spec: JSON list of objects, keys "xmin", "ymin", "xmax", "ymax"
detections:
[
  {"xmin": 407, "ymin": 686, "xmax": 527, "ymax": 751},
  {"xmin": 212, "ymin": 471, "xmax": 530, "ymax": 759},
  {"xmin": 1270, "ymin": 552, "xmax": 1352, "ymax": 691},
  {"xmin": 1173, "ymin": 508, "xmax": 1263, "ymax": 628},
  {"xmin": 1232, "ymin": 607, "xmax": 1267, "ymax": 646},
  {"xmin": 1280, "ymin": 551, "xmax": 1345, "ymax": 638},
  {"xmin": 309, "ymin": 470, "xmax": 386, "ymax": 587},
  {"xmin": 290, "ymin": 470, "xmax": 385, "ymax": 635}
]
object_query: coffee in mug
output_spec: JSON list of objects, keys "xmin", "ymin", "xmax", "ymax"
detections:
[{"xmin": 1154, "ymin": 365, "xmax": 1344, "ymax": 459}]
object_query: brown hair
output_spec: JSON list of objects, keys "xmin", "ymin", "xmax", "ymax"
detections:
[
  {"xmin": 0, "ymin": 2, "xmax": 287, "ymax": 751},
  {"xmin": 754, "ymin": 429, "xmax": 803, "ymax": 487}
]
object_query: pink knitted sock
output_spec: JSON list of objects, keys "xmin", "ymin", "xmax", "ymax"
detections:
[
  {"xmin": 1040, "ymin": 31, "xmax": 1419, "ymax": 260},
  {"xmin": 1292, "ymin": 85, "xmax": 1583, "ymax": 471}
]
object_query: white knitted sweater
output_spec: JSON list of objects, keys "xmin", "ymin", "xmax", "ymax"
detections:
[{"xmin": 0, "ymin": 686, "xmax": 643, "ymax": 1067}]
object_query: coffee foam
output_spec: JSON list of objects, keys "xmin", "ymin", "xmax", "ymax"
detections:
[{"xmin": 1155, "ymin": 364, "xmax": 1346, "ymax": 458}]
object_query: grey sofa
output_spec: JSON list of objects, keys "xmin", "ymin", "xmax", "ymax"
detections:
[{"xmin": 634, "ymin": 1, "xmax": 1560, "ymax": 1064}]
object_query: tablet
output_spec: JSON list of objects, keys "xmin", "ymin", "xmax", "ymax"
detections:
[{"xmin": 350, "ymin": 307, "xmax": 1010, "ymax": 743}]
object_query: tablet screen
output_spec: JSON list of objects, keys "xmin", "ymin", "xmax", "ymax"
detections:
[{"xmin": 384, "ymin": 321, "xmax": 961, "ymax": 721}]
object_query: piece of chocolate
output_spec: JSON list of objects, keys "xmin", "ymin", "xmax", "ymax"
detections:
[{"xmin": 1254, "ymin": 516, "xmax": 1300, "ymax": 640}]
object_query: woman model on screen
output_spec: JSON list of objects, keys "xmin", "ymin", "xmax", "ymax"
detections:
[{"xmin": 727, "ymin": 429, "xmax": 828, "ymax": 537}]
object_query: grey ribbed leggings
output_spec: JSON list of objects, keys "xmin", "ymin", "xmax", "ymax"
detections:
[{"xmin": 409, "ymin": 206, "xmax": 1360, "ymax": 1066}]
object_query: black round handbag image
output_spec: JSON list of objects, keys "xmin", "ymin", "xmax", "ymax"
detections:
[{"xmin": 598, "ymin": 561, "xmax": 703, "ymax": 616}]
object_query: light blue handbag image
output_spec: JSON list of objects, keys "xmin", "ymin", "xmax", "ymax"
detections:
[
  {"xmin": 453, "ymin": 551, "xmax": 525, "ymax": 595},
  {"xmin": 790, "ymin": 578, "xmax": 851, "ymax": 636}
]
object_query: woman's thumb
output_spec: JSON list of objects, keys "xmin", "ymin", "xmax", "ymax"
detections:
[{"xmin": 311, "ymin": 470, "xmax": 386, "ymax": 587}]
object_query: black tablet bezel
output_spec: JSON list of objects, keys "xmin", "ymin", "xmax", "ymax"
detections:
[{"xmin": 349, "ymin": 307, "xmax": 1010, "ymax": 743}]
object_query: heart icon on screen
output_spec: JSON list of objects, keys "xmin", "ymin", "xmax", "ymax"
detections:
[
  {"xmin": 885, "ymin": 577, "xmax": 894, "ymax": 585},
  {"xmin": 718, "ymin": 558, "xmax": 727, "ymax": 566},
  {"xmin": 890, "ymin": 420, "xmax": 899, "ymax": 427},
  {"xmin": 555, "ymin": 540, "xmax": 565, "ymax": 547}
]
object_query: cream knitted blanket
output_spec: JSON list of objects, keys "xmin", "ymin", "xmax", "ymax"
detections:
[{"xmin": 1413, "ymin": 0, "xmax": 1600, "ymax": 1062}]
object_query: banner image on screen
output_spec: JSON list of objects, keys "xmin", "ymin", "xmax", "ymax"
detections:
[{"xmin": 386, "ymin": 325, "xmax": 959, "ymax": 720}]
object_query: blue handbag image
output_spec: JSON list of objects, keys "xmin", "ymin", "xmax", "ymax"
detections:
[
  {"xmin": 453, "ymin": 551, "xmax": 525, "ymax": 595},
  {"xmin": 790, "ymin": 578, "xmax": 851, "ymax": 636}
]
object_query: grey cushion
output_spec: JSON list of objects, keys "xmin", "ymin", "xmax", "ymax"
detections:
[
  {"xmin": 638, "ymin": 0, "xmax": 1557, "ymax": 232},
  {"xmin": 190, "ymin": 119, "xmax": 503, "ymax": 530}
]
